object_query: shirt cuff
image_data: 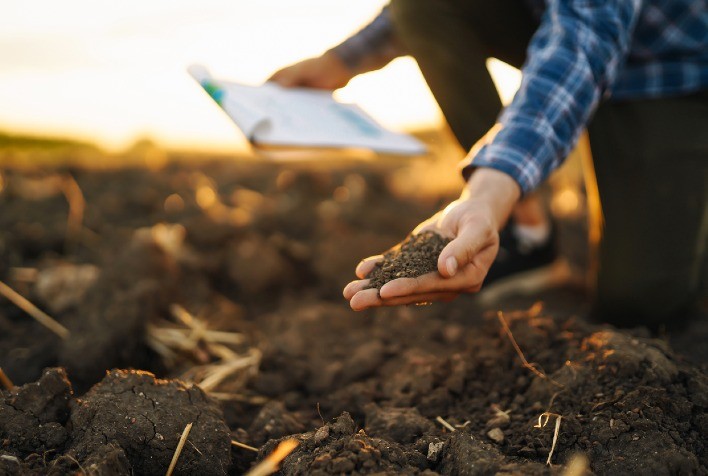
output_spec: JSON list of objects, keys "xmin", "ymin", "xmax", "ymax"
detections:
[{"xmin": 461, "ymin": 140, "xmax": 546, "ymax": 195}]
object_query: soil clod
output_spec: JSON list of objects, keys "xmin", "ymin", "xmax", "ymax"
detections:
[
  {"xmin": 261, "ymin": 412, "xmax": 429, "ymax": 475},
  {"xmin": 69, "ymin": 369, "xmax": 231, "ymax": 475},
  {"xmin": 0, "ymin": 368, "xmax": 72, "ymax": 457},
  {"xmin": 1, "ymin": 368, "xmax": 232, "ymax": 475}
]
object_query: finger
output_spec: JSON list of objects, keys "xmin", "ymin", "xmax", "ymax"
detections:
[
  {"xmin": 349, "ymin": 288, "xmax": 382, "ymax": 311},
  {"xmin": 350, "ymin": 290, "xmax": 459, "ymax": 310},
  {"xmin": 274, "ymin": 76, "xmax": 298, "ymax": 87},
  {"xmin": 343, "ymin": 279, "xmax": 371, "ymax": 300},
  {"xmin": 379, "ymin": 276, "xmax": 428, "ymax": 298},
  {"xmin": 378, "ymin": 267, "xmax": 484, "ymax": 298},
  {"xmin": 267, "ymin": 70, "xmax": 285, "ymax": 83},
  {"xmin": 380, "ymin": 291, "xmax": 459, "ymax": 306},
  {"xmin": 268, "ymin": 70, "xmax": 299, "ymax": 87},
  {"xmin": 355, "ymin": 255, "xmax": 384, "ymax": 279},
  {"xmin": 437, "ymin": 222, "xmax": 496, "ymax": 278}
]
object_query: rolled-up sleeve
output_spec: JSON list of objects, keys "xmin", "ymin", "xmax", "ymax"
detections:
[{"xmin": 464, "ymin": 0, "xmax": 643, "ymax": 193}]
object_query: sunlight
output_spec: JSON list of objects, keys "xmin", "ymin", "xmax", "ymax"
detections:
[
  {"xmin": 551, "ymin": 186, "xmax": 582, "ymax": 218},
  {"xmin": 0, "ymin": 1, "xmax": 522, "ymax": 152},
  {"xmin": 487, "ymin": 58, "xmax": 522, "ymax": 106}
]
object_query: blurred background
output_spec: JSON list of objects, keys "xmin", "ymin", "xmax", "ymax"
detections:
[
  {"xmin": 0, "ymin": 0, "xmax": 524, "ymax": 155},
  {"xmin": 1, "ymin": 0, "xmax": 589, "ymax": 288}
]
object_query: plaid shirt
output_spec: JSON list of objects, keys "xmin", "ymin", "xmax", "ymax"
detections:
[{"xmin": 333, "ymin": 0, "xmax": 708, "ymax": 193}]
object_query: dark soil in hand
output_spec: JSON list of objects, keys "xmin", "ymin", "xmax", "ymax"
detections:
[{"xmin": 366, "ymin": 231, "xmax": 451, "ymax": 289}]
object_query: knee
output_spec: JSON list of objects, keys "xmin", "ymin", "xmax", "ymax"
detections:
[{"xmin": 591, "ymin": 278, "xmax": 698, "ymax": 329}]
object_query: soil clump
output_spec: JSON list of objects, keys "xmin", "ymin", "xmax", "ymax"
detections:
[
  {"xmin": 366, "ymin": 231, "xmax": 450, "ymax": 289},
  {"xmin": 1, "ymin": 368, "xmax": 231, "ymax": 475},
  {"xmin": 262, "ymin": 412, "xmax": 430, "ymax": 475}
]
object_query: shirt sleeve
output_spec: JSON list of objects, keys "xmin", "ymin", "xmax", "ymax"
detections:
[
  {"xmin": 464, "ymin": 0, "xmax": 643, "ymax": 194},
  {"xmin": 330, "ymin": 6, "xmax": 405, "ymax": 71}
]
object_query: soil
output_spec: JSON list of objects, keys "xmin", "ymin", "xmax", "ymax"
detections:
[
  {"xmin": 0, "ymin": 161, "xmax": 706, "ymax": 475},
  {"xmin": 366, "ymin": 231, "xmax": 451, "ymax": 290},
  {"xmin": 246, "ymin": 303, "xmax": 707, "ymax": 475},
  {"xmin": 1, "ymin": 368, "xmax": 231, "ymax": 475}
]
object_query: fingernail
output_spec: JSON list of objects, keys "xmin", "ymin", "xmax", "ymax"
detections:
[{"xmin": 446, "ymin": 257, "xmax": 457, "ymax": 276}]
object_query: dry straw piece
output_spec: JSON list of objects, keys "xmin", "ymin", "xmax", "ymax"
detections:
[
  {"xmin": 435, "ymin": 416, "xmax": 457, "ymax": 433},
  {"xmin": 209, "ymin": 392, "xmax": 268, "ymax": 405},
  {"xmin": 146, "ymin": 303, "xmax": 260, "ymax": 394},
  {"xmin": 192, "ymin": 350, "xmax": 261, "ymax": 392},
  {"xmin": 61, "ymin": 174, "xmax": 85, "ymax": 252},
  {"xmin": 231, "ymin": 440, "xmax": 259, "ymax": 453},
  {"xmin": 0, "ymin": 280, "xmax": 69, "ymax": 339},
  {"xmin": 165, "ymin": 422, "xmax": 193, "ymax": 476},
  {"xmin": 245, "ymin": 439, "xmax": 299, "ymax": 476},
  {"xmin": 0, "ymin": 368, "xmax": 15, "ymax": 391},
  {"xmin": 535, "ymin": 412, "xmax": 563, "ymax": 466},
  {"xmin": 496, "ymin": 311, "xmax": 563, "ymax": 389}
]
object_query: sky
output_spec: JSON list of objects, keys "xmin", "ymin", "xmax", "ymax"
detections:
[{"xmin": 0, "ymin": 1, "xmax": 520, "ymax": 152}]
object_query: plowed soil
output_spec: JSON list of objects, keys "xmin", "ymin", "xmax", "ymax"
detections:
[{"xmin": 1, "ymin": 161, "xmax": 705, "ymax": 475}]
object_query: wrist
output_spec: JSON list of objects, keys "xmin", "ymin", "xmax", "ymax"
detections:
[
  {"xmin": 323, "ymin": 50, "xmax": 356, "ymax": 81},
  {"xmin": 461, "ymin": 168, "xmax": 520, "ymax": 230}
]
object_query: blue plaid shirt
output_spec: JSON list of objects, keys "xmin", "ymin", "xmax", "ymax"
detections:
[{"xmin": 333, "ymin": 0, "xmax": 708, "ymax": 193}]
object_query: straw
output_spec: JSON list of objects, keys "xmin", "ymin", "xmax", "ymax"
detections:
[
  {"xmin": 166, "ymin": 422, "xmax": 193, "ymax": 476},
  {"xmin": 0, "ymin": 280, "xmax": 69, "ymax": 339}
]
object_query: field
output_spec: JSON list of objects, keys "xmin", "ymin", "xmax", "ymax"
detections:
[{"xmin": 0, "ymin": 150, "xmax": 706, "ymax": 475}]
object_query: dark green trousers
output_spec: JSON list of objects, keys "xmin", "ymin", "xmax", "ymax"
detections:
[
  {"xmin": 390, "ymin": 0, "xmax": 708, "ymax": 327},
  {"xmin": 588, "ymin": 92, "xmax": 708, "ymax": 327}
]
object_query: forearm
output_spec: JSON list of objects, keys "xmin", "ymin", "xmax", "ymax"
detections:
[
  {"xmin": 461, "ymin": 168, "xmax": 521, "ymax": 232},
  {"xmin": 330, "ymin": 6, "xmax": 406, "ymax": 75}
]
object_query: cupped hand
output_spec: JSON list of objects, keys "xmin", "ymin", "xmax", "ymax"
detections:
[
  {"xmin": 268, "ymin": 52, "xmax": 353, "ymax": 90},
  {"xmin": 342, "ymin": 167, "xmax": 521, "ymax": 311},
  {"xmin": 343, "ymin": 198, "xmax": 501, "ymax": 310}
]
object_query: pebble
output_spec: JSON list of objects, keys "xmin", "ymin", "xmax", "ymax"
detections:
[
  {"xmin": 427, "ymin": 441, "xmax": 445, "ymax": 462},
  {"xmin": 487, "ymin": 428, "xmax": 505, "ymax": 443}
]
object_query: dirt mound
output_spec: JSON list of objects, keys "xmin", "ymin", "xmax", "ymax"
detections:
[
  {"xmin": 1, "ymin": 368, "xmax": 231, "ymax": 475},
  {"xmin": 59, "ymin": 230, "xmax": 179, "ymax": 391},
  {"xmin": 0, "ymin": 368, "xmax": 72, "ymax": 458},
  {"xmin": 263, "ymin": 412, "xmax": 429, "ymax": 475},
  {"xmin": 243, "ymin": 305, "xmax": 707, "ymax": 475},
  {"xmin": 0, "ymin": 226, "xmax": 179, "ymax": 392}
]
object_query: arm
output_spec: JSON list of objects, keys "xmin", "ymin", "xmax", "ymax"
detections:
[
  {"xmin": 344, "ymin": 167, "xmax": 520, "ymax": 310},
  {"xmin": 464, "ymin": 0, "xmax": 643, "ymax": 193},
  {"xmin": 269, "ymin": 6, "xmax": 405, "ymax": 89},
  {"xmin": 344, "ymin": 0, "xmax": 643, "ymax": 309}
]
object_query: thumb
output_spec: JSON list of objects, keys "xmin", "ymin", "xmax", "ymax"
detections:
[
  {"xmin": 268, "ymin": 70, "xmax": 298, "ymax": 88},
  {"xmin": 437, "ymin": 224, "xmax": 495, "ymax": 278}
]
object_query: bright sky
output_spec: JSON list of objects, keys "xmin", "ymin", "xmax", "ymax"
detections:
[{"xmin": 0, "ymin": 1, "xmax": 520, "ymax": 152}]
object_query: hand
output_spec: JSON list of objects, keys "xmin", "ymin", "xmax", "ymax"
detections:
[
  {"xmin": 343, "ymin": 168, "xmax": 521, "ymax": 310},
  {"xmin": 268, "ymin": 51, "xmax": 354, "ymax": 90}
]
